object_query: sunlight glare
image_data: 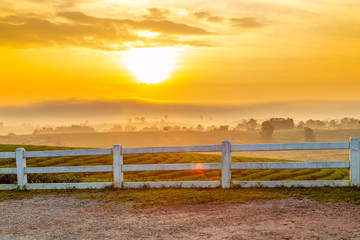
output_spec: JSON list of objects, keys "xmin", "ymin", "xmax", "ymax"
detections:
[{"xmin": 123, "ymin": 47, "xmax": 178, "ymax": 84}]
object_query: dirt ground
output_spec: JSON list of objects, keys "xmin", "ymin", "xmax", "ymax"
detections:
[{"xmin": 1, "ymin": 196, "xmax": 360, "ymax": 240}]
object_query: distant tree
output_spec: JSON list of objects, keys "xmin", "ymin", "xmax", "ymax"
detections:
[
  {"xmin": 110, "ymin": 125, "xmax": 123, "ymax": 132},
  {"xmin": 141, "ymin": 126, "xmax": 158, "ymax": 132},
  {"xmin": 219, "ymin": 125, "xmax": 229, "ymax": 131},
  {"xmin": 196, "ymin": 124, "xmax": 204, "ymax": 132},
  {"xmin": 81, "ymin": 120, "xmax": 90, "ymax": 126},
  {"xmin": 173, "ymin": 125, "xmax": 181, "ymax": 131},
  {"xmin": 206, "ymin": 125, "xmax": 217, "ymax": 131},
  {"xmin": 268, "ymin": 118, "xmax": 295, "ymax": 129},
  {"xmin": 305, "ymin": 119, "xmax": 326, "ymax": 128},
  {"xmin": 340, "ymin": 117, "xmax": 359, "ymax": 127},
  {"xmin": 260, "ymin": 121, "xmax": 274, "ymax": 140},
  {"xmin": 135, "ymin": 117, "xmax": 146, "ymax": 123},
  {"xmin": 246, "ymin": 119, "xmax": 258, "ymax": 131},
  {"xmin": 327, "ymin": 119, "xmax": 337, "ymax": 128},
  {"xmin": 297, "ymin": 121, "xmax": 305, "ymax": 129},
  {"xmin": 304, "ymin": 127, "xmax": 316, "ymax": 142},
  {"xmin": 124, "ymin": 125, "xmax": 137, "ymax": 131},
  {"xmin": 33, "ymin": 125, "xmax": 96, "ymax": 134},
  {"xmin": 234, "ymin": 121, "xmax": 246, "ymax": 131}
]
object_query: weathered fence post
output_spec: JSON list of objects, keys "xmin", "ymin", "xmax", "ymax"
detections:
[
  {"xmin": 113, "ymin": 144, "xmax": 123, "ymax": 188},
  {"xmin": 222, "ymin": 140, "xmax": 231, "ymax": 189},
  {"xmin": 350, "ymin": 137, "xmax": 360, "ymax": 186},
  {"xmin": 15, "ymin": 148, "xmax": 27, "ymax": 189}
]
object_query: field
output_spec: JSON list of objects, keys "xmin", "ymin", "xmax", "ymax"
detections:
[
  {"xmin": 1, "ymin": 128, "xmax": 359, "ymax": 161},
  {"xmin": 0, "ymin": 144, "xmax": 349, "ymax": 184}
]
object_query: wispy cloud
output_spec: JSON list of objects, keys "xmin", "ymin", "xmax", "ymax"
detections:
[
  {"xmin": 0, "ymin": 11, "xmax": 213, "ymax": 50},
  {"xmin": 229, "ymin": 17, "xmax": 263, "ymax": 28},
  {"xmin": 189, "ymin": 10, "xmax": 263, "ymax": 30},
  {"xmin": 190, "ymin": 11, "xmax": 224, "ymax": 23},
  {"xmin": 58, "ymin": 11, "xmax": 212, "ymax": 35},
  {"xmin": 144, "ymin": 8, "xmax": 170, "ymax": 20}
]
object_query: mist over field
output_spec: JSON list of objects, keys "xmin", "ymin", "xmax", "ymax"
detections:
[
  {"xmin": 1, "ymin": 115, "xmax": 359, "ymax": 162},
  {"xmin": 1, "ymin": 99, "xmax": 360, "ymax": 125}
]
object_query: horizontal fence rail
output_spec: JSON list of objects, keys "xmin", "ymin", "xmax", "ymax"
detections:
[
  {"xmin": 0, "ymin": 168, "xmax": 17, "ymax": 174},
  {"xmin": 0, "ymin": 138, "xmax": 359, "ymax": 190},
  {"xmin": 122, "ymin": 163, "xmax": 222, "ymax": 172},
  {"xmin": 0, "ymin": 152, "xmax": 16, "ymax": 159},
  {"xmin": 231, "ymin": 142, "xmax": 350, "ymax": 151},
  {"xmin": 123, "ymin": 181, "xmax": 221, "ymax": 189},
  {"xmin": 25, "ymin": 182, "xmax": 113, "ymax": 190},
  {"xmin": 24, "ymin": 165, "xmax": 113, "ymax": 174},
  {"xmin": 231, "ymin": 161, "xmax": 350, "ymax": 170}
]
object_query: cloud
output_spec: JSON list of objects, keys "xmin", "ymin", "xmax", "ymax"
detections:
[
  {"xmin": 189, "ymin": 11, "xmax": 263, "ymax": 29},
  {"xmin": 0, "ymin": 11, "xmax": 213, "ymax": 50},
  {"xmin": 144, "ymin": 8, "xmax": 170, "ymax": 19},
  {"xmin": 191, "ymin": 11, "xmax": 224, "ymax": 23},
  {"xmin": 0, "ymin": 15, "xmax": 134, "ymax": 50},
  {"xmin": 230, "ymin": 17, "xmax": 263, "ymax": 28},
  {"xmin": 21, "ymin": 0, "xmax": 93, "ymax": 9},
  {"xmin": 59, "ymin": 11, "xmax": 211, "ymax": 35}
]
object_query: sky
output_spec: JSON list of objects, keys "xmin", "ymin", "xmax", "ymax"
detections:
[{"xmin": 0, "ymin": 0, "xmax": 360, "ymax": 123}]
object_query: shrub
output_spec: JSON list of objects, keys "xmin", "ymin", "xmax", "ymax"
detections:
[
  {"xmin": 304, "ymin": 127, "xmax": 316, "ymax": 142},
  {"xmin": 260, "ymin": 121, "xmax": 274, "ymax": 140}
]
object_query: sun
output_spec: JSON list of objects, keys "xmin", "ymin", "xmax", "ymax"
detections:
[{"xmin": 123, "ymin": 47, "xmax": 178, "ymax": 84}]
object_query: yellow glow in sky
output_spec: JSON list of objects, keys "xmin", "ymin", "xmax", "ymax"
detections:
[
  {"xmin": 0, "ymin": 0, "xmax": 359, "ymax": 111},
  {"xmin": 123, "ymin": 47, "xmax": 178, "ymax": 84}
]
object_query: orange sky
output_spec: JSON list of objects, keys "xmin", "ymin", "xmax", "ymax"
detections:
[{"xmin": 0, "ymin": 0, "xmax": 360, "ymax": 121}]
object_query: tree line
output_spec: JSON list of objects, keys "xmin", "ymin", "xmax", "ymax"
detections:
[{"xmin": 30, "ymin": 117, "xmax": 359, "ymax": 137}]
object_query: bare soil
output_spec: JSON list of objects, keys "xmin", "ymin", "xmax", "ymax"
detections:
[{"xmin": 1, "ymin": 196, "xmax": 360, "ymax": 239}]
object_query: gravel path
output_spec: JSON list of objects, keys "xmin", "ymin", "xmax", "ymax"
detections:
[{"xmin": 1, "ymin": 196, "xmax": 360, "ymax": 239}]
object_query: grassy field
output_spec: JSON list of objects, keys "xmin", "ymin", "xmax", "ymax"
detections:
[
  {"xmin": 2, "ymin": 128, "xmax": 359, "ymax": 161},
  {"xmin": 1, "ymin": 143, "xmax": 358, "ymax": 206},
  {"xmin": 0, "ymin": 144, "xmax": 349, "ymax": 184},
  {"xmin": 0, "ymin": 187, "xmax": 359, "ymax": 206}
]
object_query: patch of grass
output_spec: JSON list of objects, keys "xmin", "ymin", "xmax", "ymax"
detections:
[
  {"xmin": 28, "ymin": 174, "xmax": 83, "ymax": 183},
  {"xmin": 1, "ymin": 187, "xmax": 359, "ymax": 208},
  {"xmin": 74, "ymin": 187, "xmax": 360, "ymax": 207},
  {"xmin": 320, "ymin": 169, "xmax": 349, "ymax": 180},
  {"xmin": 278, "ymin": 186, "xmax": 360, "ymax": 204}
]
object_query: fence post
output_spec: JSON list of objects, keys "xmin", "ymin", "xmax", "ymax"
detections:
[
  {"xmin": 222, "ymin": 140, "xmax": 231, "ymax": 189},
  {"xmin": 113, "ymin": 144, "xmax": 123, "ymax": 188},
  {"xmin": 15, "ymin": 148, "xmax": 27, "ymax": 189},
  {"xmin": 350, "ymin": 137, "xmax": 360, "ymax": 186}
]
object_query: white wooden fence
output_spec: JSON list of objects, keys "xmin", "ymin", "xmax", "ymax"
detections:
[{"xmin": 0, "ymin": 137, "xmax": 359, "ymax": 190}]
